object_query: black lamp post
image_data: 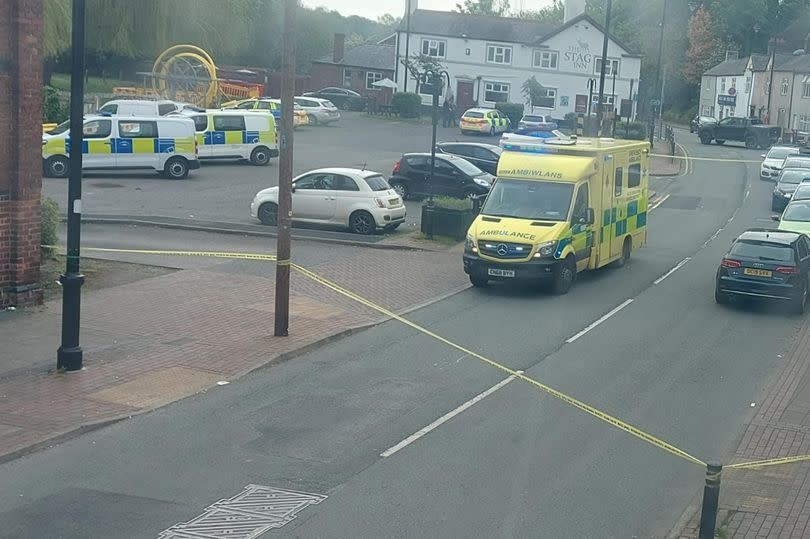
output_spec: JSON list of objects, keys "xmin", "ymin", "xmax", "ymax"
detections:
[{"xmin": 425, "ymin": 70, "xmax": 450, "ymax": 239}]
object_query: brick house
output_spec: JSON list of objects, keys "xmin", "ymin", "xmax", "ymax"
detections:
[{"xmin": 310, "ymin": 34, "xmax": 396, "ymax": 104}]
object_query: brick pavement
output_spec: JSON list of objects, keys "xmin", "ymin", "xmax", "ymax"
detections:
[
  {"xmin": 674, "ymin": 321, "xmax": 810, "ymax": 538},
  {"xmin": 0, "ymin": 245, "xmax": 468, "ymax": 461}
]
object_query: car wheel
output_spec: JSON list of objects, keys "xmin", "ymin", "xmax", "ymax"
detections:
[
  {"xmin": 792, "ymin": 281, "xmax": 807, "ymax": 315},
  {"xmin": 45, "ymin": 155, "xmax": 69, "ymax": 178},
  {"xmin": 715, "ymin": 139, "xmax": 725, "ymax": 145},
  {"xmin": 699, "ymin": 132, "xmax": 712, "ymax": 144},
  {"xmin": 307, "ymin": 114, "xmax": 318, "ymax": 126},
  {"xmin": 390, "ymin": 181, "xmax": 408, "ymax": 200},
  {"xmin": 464, "ymin": 189, "xmax": 478, "ymax": 200},
  {"xmin": 745, "ymin": 136, "xmax": 757, "ymax": 150},
  {"xmin": 612, "ymin": 236, "xmax": 632, "ymax": 268},
  {"xmin": 552, "ymin": 256, "xmax": 576, "ymax": 295},
  {"xmin": 469, "ymin": 274, "xmax": 489, "ymax": 287},
  {"xmin": 250, "ymin": 146, "xmax": 271, "ymax": 166},
  {"xmin": 257, "ymin": 202, "xmax": 278, "ymax": 226},
  {"xmin": 715, "ymin": 288, "xmax": 730, "ymax": 305},
  {"xmin": 349, "ymin": 210, "xmax": 375, "ymax": 235},
  {"xmin": 163, "ymin": 157, "xmax": 189, "ymax": 179}
]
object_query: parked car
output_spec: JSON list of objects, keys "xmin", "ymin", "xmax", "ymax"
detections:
[
  {"xmin": 303, "ymin": 87, "xmax": 367, "ymax": 111},
  {"xmin": 690, "ymin": 115, "xmax": 716, "ymax": 133},
  {"xmin": 459, "ymin": 108, "xmax": 510, "ymax": 136},
  {"xmin": 791, "ymin": 181, "xmax": 810, "ymax": 202},
  {"xmin": 783, "ymin": 155, "xmax": 810, "ymax": 171},
  {"xmin": 760, "ymin": 145, "xmax": 800, "ymax": 181},
  {"xmin": 435, "ymin": 142, "xmax": 502, "ymax": 175},
  {"xmin": 250, "ymin": 168, "xmax": 405, "ymax": 234},
  {"xmin": 776, "ymin": 198, "xmax": 810, "ymax": 237},
  {"xmin": 389, "ymin": 153, "xmax": 494, "ymax": 200},
  {"xmin": 221, "ymin": 98, "xmax": 307, "ymax": 128},
  {"xmin": 518, "ymin": 114, "xmax": 557, "ymax": 131},
  {"xmin": 697, "ymin": 116, "xmax": 781, "ymax": 149},
  {"xmin": 772, "ymin": 169, "xmax": 810, "ymax": 212},
  {"xmin": 97, "ymin": 99, "xmax": 180, "ymax": 116},
  {"xmin": 715, "ymin": 228, "xmax": 810, "ymax": 313},
  {"xmin": 293, "ymin": 96, "xmax": 340, "ymax": 125}
]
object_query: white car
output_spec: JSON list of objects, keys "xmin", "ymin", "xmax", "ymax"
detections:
[
  {"xmin": 251, "ymin": 168, "xmax": 406, "ymax": 234},
  {"xmin": 761, "ymin": 145, "xmax": 800, "ymax": 181},
  {"xmin": 293, "ymin": 96, "xmax": 340, "ymax": 126}
]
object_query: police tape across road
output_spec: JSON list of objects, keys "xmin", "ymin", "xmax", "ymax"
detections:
[{"xmin": 50, "ymin": 245, "xmax": 810, "ymax": 472}]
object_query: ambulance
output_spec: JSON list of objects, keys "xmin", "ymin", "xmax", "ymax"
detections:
[{"xmin": 463, "ymin": 134, "xmax": 650, "ymax": 294}]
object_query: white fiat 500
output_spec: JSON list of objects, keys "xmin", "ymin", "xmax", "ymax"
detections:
[{"xmin": 250, "ymin": 168, "xmax": 406, "ymax": 234}]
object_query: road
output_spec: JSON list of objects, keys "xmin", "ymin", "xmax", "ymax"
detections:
[{"xmin": 2, "ymin": 131, "xmax": 800, "ymax": 538}]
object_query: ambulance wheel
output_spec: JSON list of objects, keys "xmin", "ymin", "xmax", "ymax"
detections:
[
  {"xmin": 257, "ymin": 202, "xmax": 278, "ymax": 226},
  {"xmin": 250, "ymin": 146, "xmax": 271, "ymax": 166},
  {"xmin": 612, "ymin": 236, "xmax": 632, "ymax": 268},
  {"xmin": 469, "ymin": 274, "xmax": 489, "ymax": 287},
  {"xmin": 45, "ymin": 156, "xmax": 69, "ymax": 178},
  {"xmin": 552, "ymin": 257, "xmax": 576, "ymax": 295},
  {"xmin": 163, "ymin": 157, "xmax": 189, "ymax": 179}
]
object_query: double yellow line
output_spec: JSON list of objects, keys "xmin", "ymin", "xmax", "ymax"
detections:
[{"xmin": 68, "ymin": 245, "xmax": 810, "ymax": 471}]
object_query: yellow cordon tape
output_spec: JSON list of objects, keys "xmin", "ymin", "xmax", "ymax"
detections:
[
  {"xmin": 727, "ymin": 454, "xmax": 810, "ymax": 470},
  {"xmin": 65, "ymin": 245, "xmax": 707, "ymax": 467}
]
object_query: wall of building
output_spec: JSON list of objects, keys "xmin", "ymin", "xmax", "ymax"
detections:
[
  {"xmin": 711, "ymin": 72, "xmax": 751, "ymax": 119},
  {"xmin": 0, "ymin": 0, "xmax": 44, "ymax": 308},
  {"xmin": 790, "ymin": 71, "xmax": 810, "ymax": 133},
  {"xmin": 699, "ymin": 75, "xmax": 717, "ymax": 117}
]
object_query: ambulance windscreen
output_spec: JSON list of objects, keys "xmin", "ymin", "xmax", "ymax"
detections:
[{"xmin": 481, "ymin": 179, "xmax": 573, "ymax": 221}]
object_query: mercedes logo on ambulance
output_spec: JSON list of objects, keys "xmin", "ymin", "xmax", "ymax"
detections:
[{"xmin": 496, "ymin": 244, "xmax": 509, "ymax": 256}]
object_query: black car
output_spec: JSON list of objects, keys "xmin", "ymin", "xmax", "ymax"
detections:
[
  {"xmin": 772, "ymin": 168, "xmax": 810, "ymax": 212},
  {"xmin": 690, "ymin": 115, "xmax": 716, "ymax": 133},
  {"xmin": 389, "ymin": 153, "xmax": 494, "ymax": 200},
  {"xmin": 435, "ymin": 142, "xmax": 501, "ymax": 175},
  {"xmin": 715, "ymin": 228, "xmax": 810, "ymax": 313},
  {"xmin": 303, "ymin": 87, "xmax": 367, "ymax": 111}
]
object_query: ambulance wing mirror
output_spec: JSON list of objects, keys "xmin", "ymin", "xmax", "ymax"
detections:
[
  {"xmin": 771, "ymin": 214, "xmax": 781, "ymax": 222},
  {"xmin": 584, "ymin": 208, "xmax": 595, "ymax": 225}
]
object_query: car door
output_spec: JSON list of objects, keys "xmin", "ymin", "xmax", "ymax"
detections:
[
  {"xmin": 403, "ymin": 155, "xmax": 430, "ymax": 195},
  {"xmin": 189, "ymin": 114, "xmax": 212, "ymax": 157},
  {"xmin": 470, "ymin": 146, "xmax": 499, "ymax": 174},
  {"xmin": 716, "ymin": 117, "xmax": 738, "ymax": 140},
  {"xmin": 115, "ymin": 119, "xmax": 159, "ymax": 169},
  {"xmin": 291, "ymin": 173, "xmax": 336, "ymax": 221},
  {"xmin": 331, "ymin": 174, "xmax": 363, "ymax": 223},
  {"xmin": 432, "ymin": 157, "xmax": 464, "ymax": 197},
  {"xmin": 80, "ymin": 118, "xmax": 114, "ymax": 169},
  {"xmin": 570, "ymin": 182, "xmax": 594, "ymax": 271},
  {"xmin": 211, "ymin": 114, "xmax": 245, "ymax": 157}
]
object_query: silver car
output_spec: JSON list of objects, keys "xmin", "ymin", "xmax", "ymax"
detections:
[
  {"xmin": 293, "ymin": 96, "xmax": 340, "ymax": 126},
  {"xmin": 518, "ymin": 113, "xmax": 557, "ymax": 131}
]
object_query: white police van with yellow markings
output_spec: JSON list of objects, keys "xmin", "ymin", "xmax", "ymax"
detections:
[
  {"xmin": 180, "ymin": 109, "xmax": 279, "ymax": 166},
  {"xmin": 42, "ymin": 115, "xmax": 200, "ymax": 179},
  {"xmin": 460, "ymin": 108, "xmax": 511, "ymax": 136},
  {"xmin": 464, "ymin": 134, "xmax": 650, "ymax": 293}
]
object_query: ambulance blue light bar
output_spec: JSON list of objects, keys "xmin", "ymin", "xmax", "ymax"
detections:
[{"xmin": 500, "ymin": 133, "xmax": 578, "ymax": 153}]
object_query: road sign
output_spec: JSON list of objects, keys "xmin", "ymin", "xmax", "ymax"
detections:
[
  {"xmin": 718, "ymin": 94, "xmax": 736, "ymax": 106},
  {"xmin": 650, "ymin": 99, "xmax": 661, "ymax": 106}
]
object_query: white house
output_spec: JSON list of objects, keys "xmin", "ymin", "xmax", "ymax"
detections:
[
  {"xmin": 394, "ymin": 1, "xmax": 642, "ymax": 119},
  {"xmin": 699, "ymin": 54, "xmax": 753, "ymax": 120}
]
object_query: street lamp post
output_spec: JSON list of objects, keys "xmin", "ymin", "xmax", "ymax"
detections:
[
  {"xmin": 57, "ymin": 0, "xmax": 87, "ymax": 372},
  {"xmin": 426, "ymin": 70, "xmax": 450, "ymax": 239},
  {"xmin": 595, "ymin": 0, "xmax": 613, "ymax": 136},
  {"xmin": 649, "ymin": 0, "xmax": 668, "ymax": 148}
]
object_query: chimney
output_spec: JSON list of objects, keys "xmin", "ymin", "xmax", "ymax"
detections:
[
  {"xmin": 333, "ymin": 33, "xmax": 345, "ymax": 64},
  {"xmin": 767, "ymin": 38, "xmax": 777, "ymax": 57},
  {"xmin": 564, "ymin": 0, "xmax": 586, "ymax": 23},
  {"xmin": 725, "ymin": 50, "xmax": 738, "ymax": 61}
]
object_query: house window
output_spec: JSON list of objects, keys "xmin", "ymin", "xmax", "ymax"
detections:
[
  {"xmin": 532, "ymin": 50, "xmax": 558, "ymax": 69},
  {"xmin": 803, "ymin": 76, "xmax": 810, "ymax": 98},
  {"xmin": 595, "ymin": 57, "xmax": 619, "ymax": 76},
  {"xmin": 745, "ymin": 76, "xmax": 752, "ymax": 93},
  {"xmin": 781, "ymin": 78, "xmax": 790, "ymax": 96},
  {"xmin": 731, "ymin": 77, "xmax": 736, "ymax": 89},
  {"xmin": 536, "ymin": 87, "xmax": 557, "ymax": 108},
  {"xmin": 720, "ymin": 78, "xmax": 726, "ymax": 93},
  {"xmin": 483, "ymin": 82, "xmax": 509, "ymax": 103},
  {"xmin": 343, "ymin": 69, "xmax": 351, "ymax": 87},
  {"xmin": 421, "ymin": 39, "xmax": 446, "ymax": 58},
  {"xmin": 590, "ymin": 94, "xmax": 615, "ymax": 106},
  {"xmin": 366, "ymin": 71, "xmax": 383, "ymax": 90},
  {"xmin": 798, "ymin": 115, "xmax": 810, "ymax": 131},
  {"xmin": 486, "ymin": 44, "xmax": 512, "ymax": 65}
]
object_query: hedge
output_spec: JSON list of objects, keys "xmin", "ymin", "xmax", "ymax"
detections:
[
  {"xmin": 495, "ymin": 102, "xmax": 524, "ymax": 129},
  {"xmin": 392, "ymin": 92, "xmax": 422, "ymax": 118},
  {"xmin": 41, "ymin": 197, "xmax": 60, "ymax": 254},
  {"xmin": 617, "ymin": 121, "xmax": 648, "ymax": 140},
  {"xmin": 43, "ymin": 86, "xmax": 66, "ymax": 123}
]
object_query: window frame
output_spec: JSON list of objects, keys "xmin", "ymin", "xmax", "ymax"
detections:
[
  {"xmin": 614, "ymin": 167, "xmax": 623, "ymax": 197},
  {"xmin": 190, "ymin": 115, "xmax": 208, "ymax": 132},
  {"xmin": 483, "ymin": 81, "xmax": 510, "ymax": 104},
  {"xmin": 486, "ymin": 43, "xmax": 513, "ymax": 65},
  {"xmin": 536, "ymin": 87, "xmax": 557, "ymax": 109},
  {"xmin": 627, "ymin": 162, "xmax": 642, "ymax": 189},
  {"xmin": 212, "ymin": 115, "xmax": 246, "ymax": 132},
  {"xmin": 595, "ymin": 57, "xmax": 620, "ymax": 76},
  {"xmin": 333, "ymin": 174, "xmax": 360, "ymax": 192},
  {"xmin": 572, "ymin": 183, "xmax": 590, "ymax": 223},
  {"xmin": 532, "ymin": 49, "xmax": 559, "ymax": 70},
  {"xmin": 366, "ymin": 71, "xmax": 383, "ymax": 90},
  {"xmin": 82, "ymin": 119, "xmax": 112, "ymax": 139},
  {"xmin": 421, "ymin": 38, "xmax": 446, "ymax": 58},
  {"xmin": 117, "ymin": 120, "xmax": 158, "ymax": 139},
  {"xmin": 781, "ymin": 78, "xmax": 790, "ymax": 96}
]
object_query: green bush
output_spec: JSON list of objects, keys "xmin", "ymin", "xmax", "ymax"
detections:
[
  {"xmin": 42, "ymin": 86, "xmax": 66, "ymax": 123},
  {"xmin": 617, "ymin": 121, "xmax": 648, "ymax": 140},
  {"xmin": 41, "ymin": 197, "xmax": 60, "ymax": 253},
  {"xmin": 432, "ymin": 196, "xmax": 473, "ymax": 211},
  {"xmin": 392, "ymin": 92, "xmax": 422, "ymax": 118},
  {"xmin": 495, "ymin": 102, "xmax": 524, "ymax": 128}
]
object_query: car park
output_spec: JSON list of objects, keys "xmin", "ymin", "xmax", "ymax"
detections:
[
  {"xmin": 435, "ymin": 142, "xmax": 501, "ymax": 175},
  {"xmin": 389, "ymin": 153, "xmax": 494, "ymax": 200},
  {"xmin": 772, "ymin": 168, "xmax": 810, "ymax": 211},
  {"xmin": 760, "ymin": 145, "xmax": 800, "ymax": 181},
  {"xmin": 715, "ymin": 228, "xmax": 810, "ymax": 313},
  {"xmin": 180, "ymin": 109, "xmax": 278, "ymax": 166},
  {"xmin": 690, "ymin": 115, "xmax": 716, "ymax": 133},
  {"xmin": 518, "ymin": 114, "xmax": 557, "ymax": 131},
  {"xmin": 459, "ymin": 108, "xmax": 510, "ymax": 136},
  {"xmin": 303, "ymin": 87, "xmax": 367, "ymax": 111},
  {"xmin": 293, "ymin": 96, "xmax": 341, "ymax": 125},
  {"xmin": 42, "ymin": 115, "xmax": 200, "ymax": 179},
  {"xmin": 776, "ymin": 199, "xmax": 810, "ymax": 237},
  {"xmin": 250, "ymin": 168, "xmax": 405, "ymax": 234},
  {"xmin": 97, "ymin": 99, "xmax": 181, "ymax": 116}
]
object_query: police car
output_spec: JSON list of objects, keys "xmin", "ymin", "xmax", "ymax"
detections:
[{"xmin": 459, "ymin": 108, "xmax": 511, "ymax": 136}]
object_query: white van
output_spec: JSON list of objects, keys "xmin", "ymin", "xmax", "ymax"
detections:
[
  {"xmin": 43, "ymin": 115, "xmax": 200, "ymax": 179},
  {"xmin": 180, "ymin": 109, "xmax": 279, "ymax": 165},
  {"xmin": 98, "ymin": 99, "xmax": 180, "ymax": 116}
]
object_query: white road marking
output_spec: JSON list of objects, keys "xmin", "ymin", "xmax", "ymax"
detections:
[
  {"xmin": 565, "ymin": 299, "xmax": 634, "ymax": 344},
  {"xmin": 675, "ymin": 142, "xmax": 691, "ymax": 177},
  {"xmin": 380, "ymin": 372, "xmax": 523, "ymax": 458},
  {"xmin": 653, "ymin": 257, "xmax": 691, "ymax": 285},
  {"xmin": 649, "ymin": 193, "xmax": 670, "ymax": 211}
]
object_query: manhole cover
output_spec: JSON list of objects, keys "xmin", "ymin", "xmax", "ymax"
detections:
[
  {"xmin": 659, "ymin": 195, "xmax": 701, "ymax": 210},
  {"xmin": 157, "ymin": 485, "xmax": 326, "ymax": 538},
  {"xmin": 90, "ymin": 182, "xmax": 124, "ymax": 188}
]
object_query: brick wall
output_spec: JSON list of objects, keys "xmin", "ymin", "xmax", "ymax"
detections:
[{"xmin": 0, "ymin": 0, "xmax": 44, "ymax": 308}]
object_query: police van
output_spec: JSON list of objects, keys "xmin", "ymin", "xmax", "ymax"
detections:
[
  {"xmin": 463, "ymin": 134, "xmax": 650, "ymax": 293},
  {"xmin": 180, "ymin": 109, "xmax": 279, "ymax": 166},
  {"xmin": 42, "ymin": 115, "xmax": 200, "ymax": 179}
]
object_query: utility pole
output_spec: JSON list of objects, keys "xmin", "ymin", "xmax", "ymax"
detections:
[
  {"xmin": 649, "ymin": 0, "xmax": 668, "ymax": 147},
  {"xmin": 57, "ymin": 0, "xmax": 86, "ymax": 372},
  {"xmin": 766, "ymin": 38, "xmax": 775, "ymax": 123},
  {"xmin": 274, "ymin": 0, "xmax": 296, "ymax": 337},
  {"xmin": 403, "ymin": 0, "xmax": 411, "ymax": 92},
  {"xmin": 595, "ymin": 0, "xmax": 613, "ymax": 136}
]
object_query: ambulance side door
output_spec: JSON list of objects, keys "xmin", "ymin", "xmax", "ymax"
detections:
[
  {"xmin": 570, "ymin": 181, "xmax": 594, "ymax": 272},
  {"xmin": 599, "ymin": 155, "xmax": 616, "ymax": 265}
]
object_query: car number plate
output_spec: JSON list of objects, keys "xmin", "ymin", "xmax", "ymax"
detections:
[
  {"xmin": 488, "ymin": 268, "xmax": 515, "ymax": 277},
  {"xmin": 743, "ymin": 268, "xmax": 772, "ymax": 277}
]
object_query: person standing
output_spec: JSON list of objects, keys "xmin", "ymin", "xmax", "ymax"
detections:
[{"xmin": 442, "ymin": 97, "xmax": 451, "ymax": 128}]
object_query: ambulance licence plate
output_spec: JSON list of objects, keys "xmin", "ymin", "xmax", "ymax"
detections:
[{"xmin": 488, "ymin": 268, "xmax": 515, "ymax": 277}]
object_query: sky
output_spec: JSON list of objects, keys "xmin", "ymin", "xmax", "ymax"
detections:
[{"xmin": 301, "ymin": 0, "xmax": 555, "ymax": 20}]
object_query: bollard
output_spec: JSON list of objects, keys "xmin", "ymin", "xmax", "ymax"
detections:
[{"xmin": 698, "ymin": 461, "xmax": 722, "ymax": 539}]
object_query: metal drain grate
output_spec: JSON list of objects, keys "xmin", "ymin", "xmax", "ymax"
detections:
[{"xmin": 157, "ymin": 484, "xmax": 326, "ymax": 538}]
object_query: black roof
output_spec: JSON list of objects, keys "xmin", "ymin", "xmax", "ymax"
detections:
[
  {"xmin": 400, "ymin": 9, "xmax": 556, "ymax": 44},
  {"xmin": 314, "ymin": 43, "xmax": 395, "ymax": 71},
  {"xmin": 704, "ymin": 57, "xmax": 750, "ymax": 76},
  {"xmin": 738, "ymin": 229, "xmax": 800, "ymax": 244}
]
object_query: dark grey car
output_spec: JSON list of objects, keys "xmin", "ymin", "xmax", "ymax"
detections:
[{"xmin": 435, "ymin": 142, "xmax": 501, "ymax": 175}]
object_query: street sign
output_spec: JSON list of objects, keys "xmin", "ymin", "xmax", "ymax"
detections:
[
  {"xmin": 718, "ymin": 94, "xmax": 736, "ymax": 106},
  {"xmin": 620, "ymin": 98, "xmax": 632, "ymax": 118},
  {"xmin": 650, "ymin": 99, "xmax": 661, "ymax": 106}
]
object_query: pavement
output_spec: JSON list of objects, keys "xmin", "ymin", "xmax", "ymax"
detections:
[{"xmin": 2, "ymin": 125, "xmax": 805, "ymax": 538}]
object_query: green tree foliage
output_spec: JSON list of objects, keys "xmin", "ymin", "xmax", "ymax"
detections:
[
  {"xmin": 455, "ymin": 0, "xmax": 510, "ymax": 16},
  {"xmin": 516, "ymin": 0, "xmax": 564, "ymax": 23},
  {"xmin": 521, "ymin": 76, "xmax": 546, "ymax": 109},
  {"xmin": 683, "ymin": 6, "xmax": 722, "ymax": 85}
]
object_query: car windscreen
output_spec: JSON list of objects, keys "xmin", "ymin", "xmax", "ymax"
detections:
[
  {"xmin": 783, "ymin": 201, "xmax": 810, "ymax": 223},
  {"xmin": 447, "ymin": 157, "xmax": 484, "ymax": 177},
  {"xmin": 364, "ymin": 175, "xmax": 391, "ymax": 191},
  {"xmin": 778, "ymin": 170, "xmax": 810, "ymax": 184},
  {"xmin": 768, "ymin": 148, "xmax": 798, "ymax": 160},
  {"xmin": 48, "ymin": 120, "xmax": 70, "ymax": 135},
  {"xmin": 464, "ymin": 111, "xmax": 484, "ymax": 119},
  {"xmin": 793, "ymin": 185, "xmax": 810, "ymax": 200},
  {"xmin": 730, "ymin": 240, "xmax": 794, "ymax": 261},
  {"xmin": 481, "ymin": 179, "xmax": 574, "ymax": 221}
]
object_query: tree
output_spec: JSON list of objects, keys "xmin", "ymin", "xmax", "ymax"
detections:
[
  {"xmin": 455, "ymin": 0, "xmax": 510, "ymax": 16},
  {"xmin": 517, "ymin": 0, "xmax": 564, "ymax": 23},
  {"xmin": 521, "ymin": 76, "xmax": 546, "ymax": 109},
  {"xmin": 401, "ymin": 54, "xmax": 446, "ymax": 95},
  {"xmin": 682, "ymin": 6, "xmax": 721, "ymax": 85}
]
